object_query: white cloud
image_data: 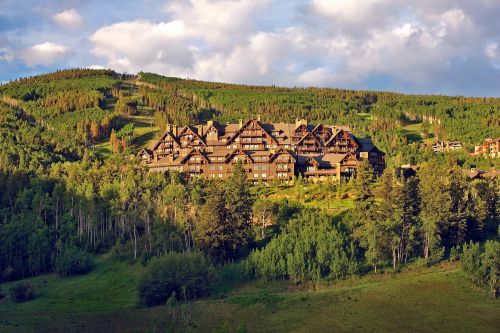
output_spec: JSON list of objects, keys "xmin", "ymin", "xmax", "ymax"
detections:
[
  {"xmin": 485, "ymin": 42, "xmax": 497, "ymax": 59},
  {"xmin": 52, "ymin": 9, "xmax": 83, "ymax": 28},
  {"xmin": 83, "ymin": 0, "xmax": 500, "ymax": 95},
  {"xmin": 0, "ymin": 48, "xmax": 14, "ymax": 63},
  {"xmin": 89, "ymin": 20, "xmax": 195, "ymax": 74},
  {"xmin": 19, "ymin": 42, "xmax": 70, "ymax": 67},
  {"xmin": 165, "ymin": 0, "xmax": 270, "ymax": 47}
]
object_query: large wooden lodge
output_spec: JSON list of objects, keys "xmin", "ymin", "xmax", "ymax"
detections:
[{"xmin": 138, "ymin": 118, "xmax": 385, "ymax": 181}]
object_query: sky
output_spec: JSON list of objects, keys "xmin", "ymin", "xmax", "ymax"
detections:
[{"xmin": 1, "ymin": 0, "xmax": 499, "ymax": 96}]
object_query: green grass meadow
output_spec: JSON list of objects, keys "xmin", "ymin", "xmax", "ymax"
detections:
[{"xmin": 1, "ymin": 258, "xmax": 498, "ymax": 333}]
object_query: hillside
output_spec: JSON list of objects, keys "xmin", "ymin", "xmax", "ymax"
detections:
[
  {"xmin": 1, "ymin": 257, "xmax": 499, "ymax": 333},
  {"xmin": 1, "ymin": 69, "xmax": 499, "ymax": 166},
  {"xmin": 0, "ymin": 69, "xmax": 499, "ymax": 333}
]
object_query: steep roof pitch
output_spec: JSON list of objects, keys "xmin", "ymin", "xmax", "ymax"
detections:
[
  {"xmin": 325, "ymin": 129, "xmax": 358, "ymax": 147},
  {"xmin": 270, "ymin": 147, "xmax": 297, "ymax": 163},
  {"xmin": 228, "ymin": 118, "xmax": 278, "ymax": 145},
  {"xmin": 178, "ymin": 125, "xmax": 207, "ymax": 147},
  {"xmin": 152, "ymin": 131, "xmax": 180, "ymax": 150}
]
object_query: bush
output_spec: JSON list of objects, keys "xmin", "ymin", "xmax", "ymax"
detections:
[
  {"xmin": 449, "ymin": 246, "xmax": 461, "ymax": 262},
  {"xmin": 10, "ymin": 282, "xmax": 35, "ymax": 302},
  {"xmin": 55, "ymin": 247, "xmax": 94, "ymax": 277},
  {"xmin": 427, "ymin": 246, "xmax": 445, "ymax": 266},
  {"xmin": 0, "ymin": 286, "xmax": 5, "ymax": 299},
  {"xmin": 462, "ymin": 240, "xmax": 500, "ymax": 294},
  {"xmin": 2, "ymin": 266, "xmax": 17, "ymax": 281},
  {"xmin": 138, "ymin": 252, "xmax": 215, "ymax": 307}
]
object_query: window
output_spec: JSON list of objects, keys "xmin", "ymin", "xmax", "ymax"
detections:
[
  {"xmin": 210, "ymin": 165, "xmax": 215, "ymax": 171},
  {"xmin": 254, "ymin": 173, "xmax": 259, "ymax": 178},
  {"xmin": 262, "ymin": 173, "xmax": 267, "ymax": 178},
  {"xmin": 218, "ymin": 166, "xmax": 223, "ymax": 171},
  {"xmin": 261, "ymin": 165, "xmax": 267, "ymax": 170},
  {"xmin": 210, "ymin": 174, "xmax": 215, "ymax": 179},
  {"xmin": 254, "ymin": 165, "xmax": 259, "ymax": 171},
  {"xmin": 218, "ymin": 174, "xmax": 223, "ymax": 179}
]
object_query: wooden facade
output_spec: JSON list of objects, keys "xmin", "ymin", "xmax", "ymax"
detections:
[
  {"xmin": 473, "ymin": 138, "xmax": 500, "ymax": 158},
  {"xmin": 140, "ymin": 118, "xmax": 385, "ymax": 181}
]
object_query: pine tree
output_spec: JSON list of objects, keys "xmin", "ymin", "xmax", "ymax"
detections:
[
  {"xmin": 418, "ymin": 160, "xmax": 449, "ymax": 261},
  {"xmin": 354, "ymin": 159, "xmax": 374, "ymax": 201},
  {"xmin": 195, "ymin": 182, "xmax": 230, "ymax": 263},
  {"xmin": 110, "ymin": 129, "xmax": 118, "ymax": 153},
  {"xmin": 224, "ymin": 161, "xmax": 254, "ymax": 247},
  {"xmin": 90, "ymin": 121, "xmax": 99, "ymax": 142}
]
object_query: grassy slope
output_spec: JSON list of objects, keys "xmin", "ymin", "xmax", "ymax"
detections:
[
  {"xmin": 1, "ymin": 259, "xmax": 498, "ymax": 333},
  {"xmin": 261, "ymin": 183, "xmax": 355, "ymax": 213}
]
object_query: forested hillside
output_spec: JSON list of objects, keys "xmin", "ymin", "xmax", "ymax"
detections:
[
  {"xmin": 137, "ymin": 72, "xmax": 500, "ymax": 161},
  {"xmin": 0, "ymin": 69, "xmax": 498, "ymax": 332}
]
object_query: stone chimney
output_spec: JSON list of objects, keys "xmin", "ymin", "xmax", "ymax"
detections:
[
  {"xmin": 207, "ymin": 120, "xmax": 213, "ymax": 127},
  {"xmin": 239, "ymin": 119, "xmax": 243, "ymax": 128},
  {"xmin": 172, "ymin": 125, "xmax": 178, "ymax": 136},
  {"xmin": 257, "ymin": 115, "xmax": 261, "ymax": 121},
  {"xmin": 166, "ymin": 124, "xmax": 171, "ymax": 133},
  {"xmin": 197, "ymin": 124, "xmax": 203, "ymax": 136}
]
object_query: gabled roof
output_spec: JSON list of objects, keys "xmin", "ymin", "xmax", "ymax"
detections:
[
  {"xmin": 137, "ymin": 148, "xmax": 152, "ymax": 156},
  {"xmin": 325, "ymin": 129, "xmax": 358, "ymax": 146},
  {"xmin": 293, "ymin": 123, "xmax": 310, "ymax": 134},
  {"xmin": 152, "ymin": 131, "xmax": 180, "ymax": 150},
  {"xmin": 228, "ymin": 119, "xmax": 278, "ymax": 145},
  {"xmin": 178, "ymin": 126, "xmax": 207, "ymax": 147},
  {"xmin": 311, "ymin": 123, "xmax": 332, "ymax": 135},
  {"xmin": 270, "ymin": 147, "xmax": 297, "ymax": 163},
  {"xmin": 296, "ymin": 131, "xmax": 321, "ymax": 146},
  {"xmin": 176, "ymin": 149, "xmax": 209, "ymax": 164},
  {"xmin": 227, "ymin": 148, "xmax": 253, "ymax": 163}
]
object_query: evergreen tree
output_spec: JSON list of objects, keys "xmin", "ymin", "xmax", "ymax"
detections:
[
  {"xmin": 224, "ymin": 161, "xmax": 254, "ymax": 247},
  {"xmin": 195, "ymin": 182, "xmax": 230, "ymax": 263}
]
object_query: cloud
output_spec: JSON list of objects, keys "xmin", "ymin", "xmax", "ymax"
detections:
[
  {"xmin": 52, "ymin": 9, "xmax": 83, "ymax": 28},
  {"xmin": 0, "ymin": 48, "xmax": 14, "ymax": 63},
  {"xmin": 165, "ymin": 0, "xmax": 271, "ymax": 47},
  {"xmin": 485, "ymin": 42, "xmax": 497, "ymax": 59},
  {"xmin": 89, "ymin": 20, "xmax": 195, "ymax": 74},
  {"xmin": 2, "ymin": 0, "xmax": 499, "ymax": 95},
  {"xmin": 19, "ymin": 42, "xmax": 70, "ymax": 67}
]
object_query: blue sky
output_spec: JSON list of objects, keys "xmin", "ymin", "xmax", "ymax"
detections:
[{"xmin": 1, "ymin": 0, "xmax": 499, "ymax": 96}]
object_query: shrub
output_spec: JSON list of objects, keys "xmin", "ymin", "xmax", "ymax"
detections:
[
  {"xmin": 462, "ymin": 240, "xmax": 500, "ymax": 295},
  {"xmin": 427, "ymin": 246, "xmax": 445, "ymax": 266},
  {"xmin": 138, "ymin": 252, "xmax": 215, "ymax": 307},
  {"xmin": 2, "ymin": 266, "xmax": 17, "ymax": 281},
  {"xmin": 10, "ymin": 282, "xmax": 35, "ymax": 302},
  {"xmin": 55, "ymin": 247, "xmax": 94, "ymax": 277},
  {"xmin": 449, "ymin": 246, "xmax": 461, "ymax": 262}
]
